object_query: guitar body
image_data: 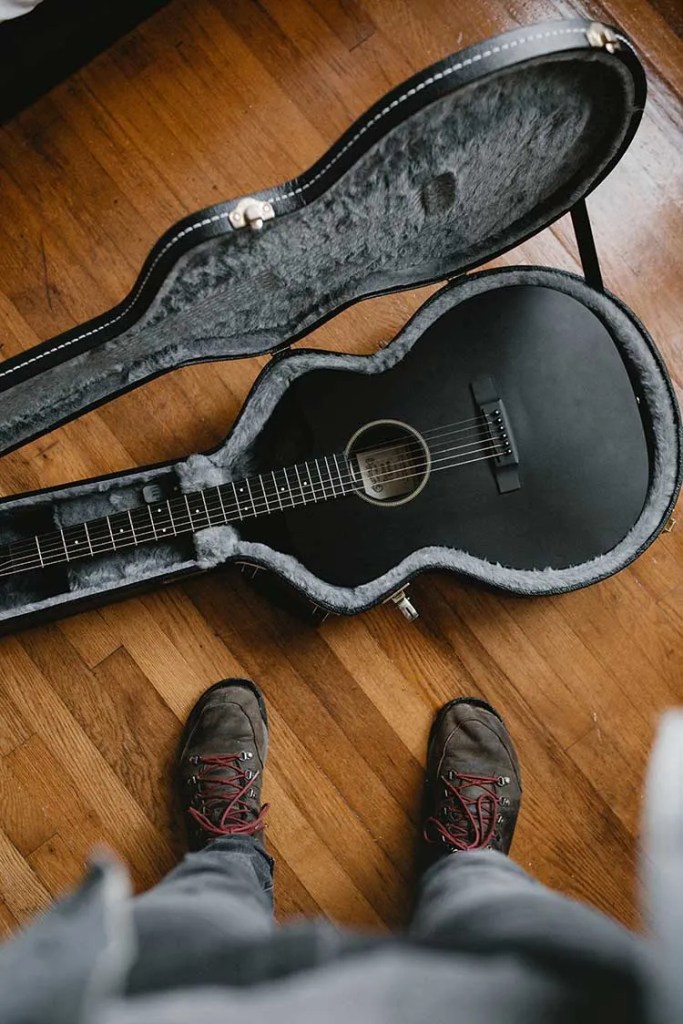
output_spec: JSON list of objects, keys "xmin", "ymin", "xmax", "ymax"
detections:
[{"xmin": 240, "ymin": 285, "xmax": 650, "ymax": 587}]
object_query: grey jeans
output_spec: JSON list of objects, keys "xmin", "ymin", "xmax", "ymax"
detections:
[{"xmin": 127, "ymin": 837, "xmax": 645, "ymax": 1017}]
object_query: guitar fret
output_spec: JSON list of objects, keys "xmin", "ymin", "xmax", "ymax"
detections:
[
  {"xmin": 200, "ymin": 490, "xmax": 213, "ymax": 527},
  {"xmin": 147, "ymin": 506, "xmax": 159, "ymax": 540},
  {"xmin": 127, "ymin": 510, "xmax": 137, "ymax": 544},
  {"xmin": 59, "ymin": 528, "xmax": 70, "ymax": 562},
  {"xmin": 324, "ymin": 456, "xmax": 337, "ymax": 498},
  {"xmin": 244, "ymin": 477, "xmax": 257, "ymax": 516},
  {"xmin": 179, "ymin": 494, "xmax": 190, "ymax": 529},
  {"xmin": 35, "ymin": 537, "xmax": 44, "ymax": 567},
  {"xmin": 303, "ymin": 462, "xmax": 318, "ymax": 502},
  {"xmin": 293, "ymin": 464, "xmax": 306, "ymax": 505},
  {"xmin": 82, "ymin": 521, "xmax": 94, "ymax": 555},
  {"xmin": 231, "ymin": 482, "xmax": 243, "ymax": 521},
  {"xmin": 259, "ymin": 475, "xmax": 272, "ymax": 514},
  {"xmin": 272, "ymin": 470, "xmax": 283, "ymax": 511},
  {"xmin": 106, "ymin": 515, "xmax": 116, "ymax": 549},
  {"xmin": 282, "ymin": 467, "xmax": 295, "ymax": 508},
  {"xmin": 332, "ymin": 453, "xmax": 347, "ymax": 496},
  {"xmin": 214, "ymin": 489, "xmax": 228, "ymax": 526},
  {"xmin": 313, "ymin": 459, "xmax": 326, "ymax": 500}
]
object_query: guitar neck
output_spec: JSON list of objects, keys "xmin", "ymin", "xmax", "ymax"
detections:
[{"xmin": 0, "ymin": 454, "xmax": 356, "ymax": 579}]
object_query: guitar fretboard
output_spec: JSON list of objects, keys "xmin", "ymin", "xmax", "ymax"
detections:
[{"xmin": 0, "ymin": 454, "xmax": 356, "ymax": 579}]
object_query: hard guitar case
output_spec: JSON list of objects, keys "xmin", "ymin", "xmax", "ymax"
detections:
[{"xmin": 0, "ymin": 17, "xmax": 680, "ymax": 632}]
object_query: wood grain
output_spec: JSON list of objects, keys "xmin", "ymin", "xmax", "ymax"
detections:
[{"xmin": 0, "ymin": 0, "xmax": 681, "ymax": 935}]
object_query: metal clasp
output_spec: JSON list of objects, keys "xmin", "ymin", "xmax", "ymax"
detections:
[
  {"xmin": 586, "ymin": 23, "xmax": 620, "ymax": 53},
  {"xmin": 388, "ymin": 588, "xmax": 419, "ymax": 622},
  {"xmin": 228, "ymin": 196, "xmax": 275, "ymax": 231}
]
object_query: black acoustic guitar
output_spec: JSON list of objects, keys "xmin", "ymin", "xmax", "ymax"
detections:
[{"xmin": 0, "ymin": 286, "xmax": 649, "ymax": 589}]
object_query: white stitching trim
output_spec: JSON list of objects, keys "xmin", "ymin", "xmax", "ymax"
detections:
[
  {"xmin": 0, "ymin": 25, "xmax": 588, "ymax": 384},
  {"xmin": 269, "ymin": 27, "xmax": 587, "ymax": 202}
]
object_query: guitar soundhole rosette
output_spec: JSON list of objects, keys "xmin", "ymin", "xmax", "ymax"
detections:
[{"xmin": 345, "ymin": 419, "xmax": 431, "ymax": 507}]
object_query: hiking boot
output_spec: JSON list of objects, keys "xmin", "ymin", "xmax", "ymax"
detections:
[
  {"xmin": 178, "ymin": 678, "xmax": 269, "ymax": 851},
  {"xmin": 422, "ymin": 697, "xmax": 521, "ymax": 862}
]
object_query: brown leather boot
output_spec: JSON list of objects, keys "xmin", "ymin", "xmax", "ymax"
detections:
[
  {"xmin": 422, "ymin": 697, "xmax": 522, "ymax": 862},
  {"xmin": 178, "ymin": 679, "xmax": 269, "ymax": 852}
]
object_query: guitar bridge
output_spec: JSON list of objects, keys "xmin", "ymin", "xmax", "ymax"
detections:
[{"xmin": 471, "ymin": 375, "xmax": 520, "ymax": 494}]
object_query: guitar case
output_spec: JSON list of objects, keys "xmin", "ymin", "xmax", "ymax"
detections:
[{"xmin": 0, "ymin": 17, "xmax": 680, "ymax": 632}]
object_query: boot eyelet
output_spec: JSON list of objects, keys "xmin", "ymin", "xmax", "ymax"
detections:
[
  {"xmin": 497, "ymin": 776, "xmax": 510, "ymax": 786},
  {"xmin": 245, "ymin": 769, "xmax": 254, "ymax": 780},
  {"xmin": 496, "ymin": 814, "xmax": 504, "ymax": 824},
  {"xmin": 442, "ymin": 787, "xmax": 449, "ymax": 797},
  {"xmin": 501, "ymin": 797, "xmax": 511, "ymax": 807},
  {"xmin": 239, "ymin": 751, "xmax": 254, "ymax": 761},
  {"xmin": 187, "ymin": 775, "xmax": 198, "ymax": 786}
]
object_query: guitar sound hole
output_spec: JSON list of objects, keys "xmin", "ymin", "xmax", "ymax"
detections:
[{"xmin": 345, "ymin": 419, "xmax": 431, "ymax": 507}]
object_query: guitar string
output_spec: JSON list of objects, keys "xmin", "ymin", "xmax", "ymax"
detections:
[
  {"xmin": 348, "ymin": 414, "xmax": 489, "ymax": 457},
  {"xmin": 0, "ymin": 447, "xmax": 506, "ymax": 577},
  {"xmin": 0, "ymin": 425, "xmax": 502, "ymax": 566},
  {"xmin": 0, "ymin": 441, "xmax": 507, "ymax": 575},
  {"xmin": 9, "ymin": 430, "xmax": 505, "ymax": 564},
  {"xmin": 1, "ymin": 435, "xmax": 507, "ymax": 570}
]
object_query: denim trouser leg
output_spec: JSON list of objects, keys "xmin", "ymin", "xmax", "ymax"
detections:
[
  {"xmin": 410, "ymin": 850, "xmax": 641, "ymax": 980},
  {"xmin": 126, "ymin": 837, "xmax": 274, "ymax": 993}
]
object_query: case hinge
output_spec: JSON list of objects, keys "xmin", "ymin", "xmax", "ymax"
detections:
[
  {"xmin": 586, "ymin": 23, "xmax": 620, "ymax": 53},
  {"xmin": 387, "ymin": 587, "xmax": 419, "ymax": 622},
  {"xmin": 228, "ymin": 197, "xmax": 275, "ymax": 231}
]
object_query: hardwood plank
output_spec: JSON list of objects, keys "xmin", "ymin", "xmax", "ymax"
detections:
[
  {"xmin": 0, "ymin": 639, "xmax": 175, "ymax": 890},
  {"xmin": 0, "ymin": 900, "xmax": 19, "ymax": 938},
  {"xmin": 0, "ymin": 829, "xmax": 52, "ymax": 922},
  {"xmin": 0, "ymin": 688, "xmax": 31, "ymax": 757},
  {"xmin": 0, "ymin": 756, "xmax": 57, "ymax": 858},
  {"xmin": 28, "ymin": 833, "xmax": 85, "ymax": 899}
]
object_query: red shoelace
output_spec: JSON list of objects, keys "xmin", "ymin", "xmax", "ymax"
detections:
[
  {"xmin": 187, "ymin": 753, "xmax": 269, "ymax": 838},
  {"xmin": 424, "ymin": 771, "xmax": 501, "ymax": 851}
]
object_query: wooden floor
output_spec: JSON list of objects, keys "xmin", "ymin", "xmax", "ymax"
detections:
[{"xmin": 0, "ymin": 0, "xmax": 681, "ymax": 938}]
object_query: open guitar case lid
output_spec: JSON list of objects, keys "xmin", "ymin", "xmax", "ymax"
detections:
[{"xmin": 0, "ymin": 17, "xmax": 680, "ymax": 632}]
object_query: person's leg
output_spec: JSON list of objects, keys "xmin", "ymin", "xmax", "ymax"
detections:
[
  {"xmin": 127, "ymin": 679, "xmax": 275, "ymax": 993},
  {"xmin": 411, "ymin": 699, "xmax": 642, "ymax": 981}
]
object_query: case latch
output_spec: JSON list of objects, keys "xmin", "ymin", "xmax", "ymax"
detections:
[
  {"xmin": 388, "ymin": 588, "xmax": 419, "ymax": 622},
  {"xmin": 586, "ymin": 23, "xmax": 620, "ymax": 53},
  {"xmin": 228, "ymin": 197, "xmax": 275, "ymax": 231}
]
